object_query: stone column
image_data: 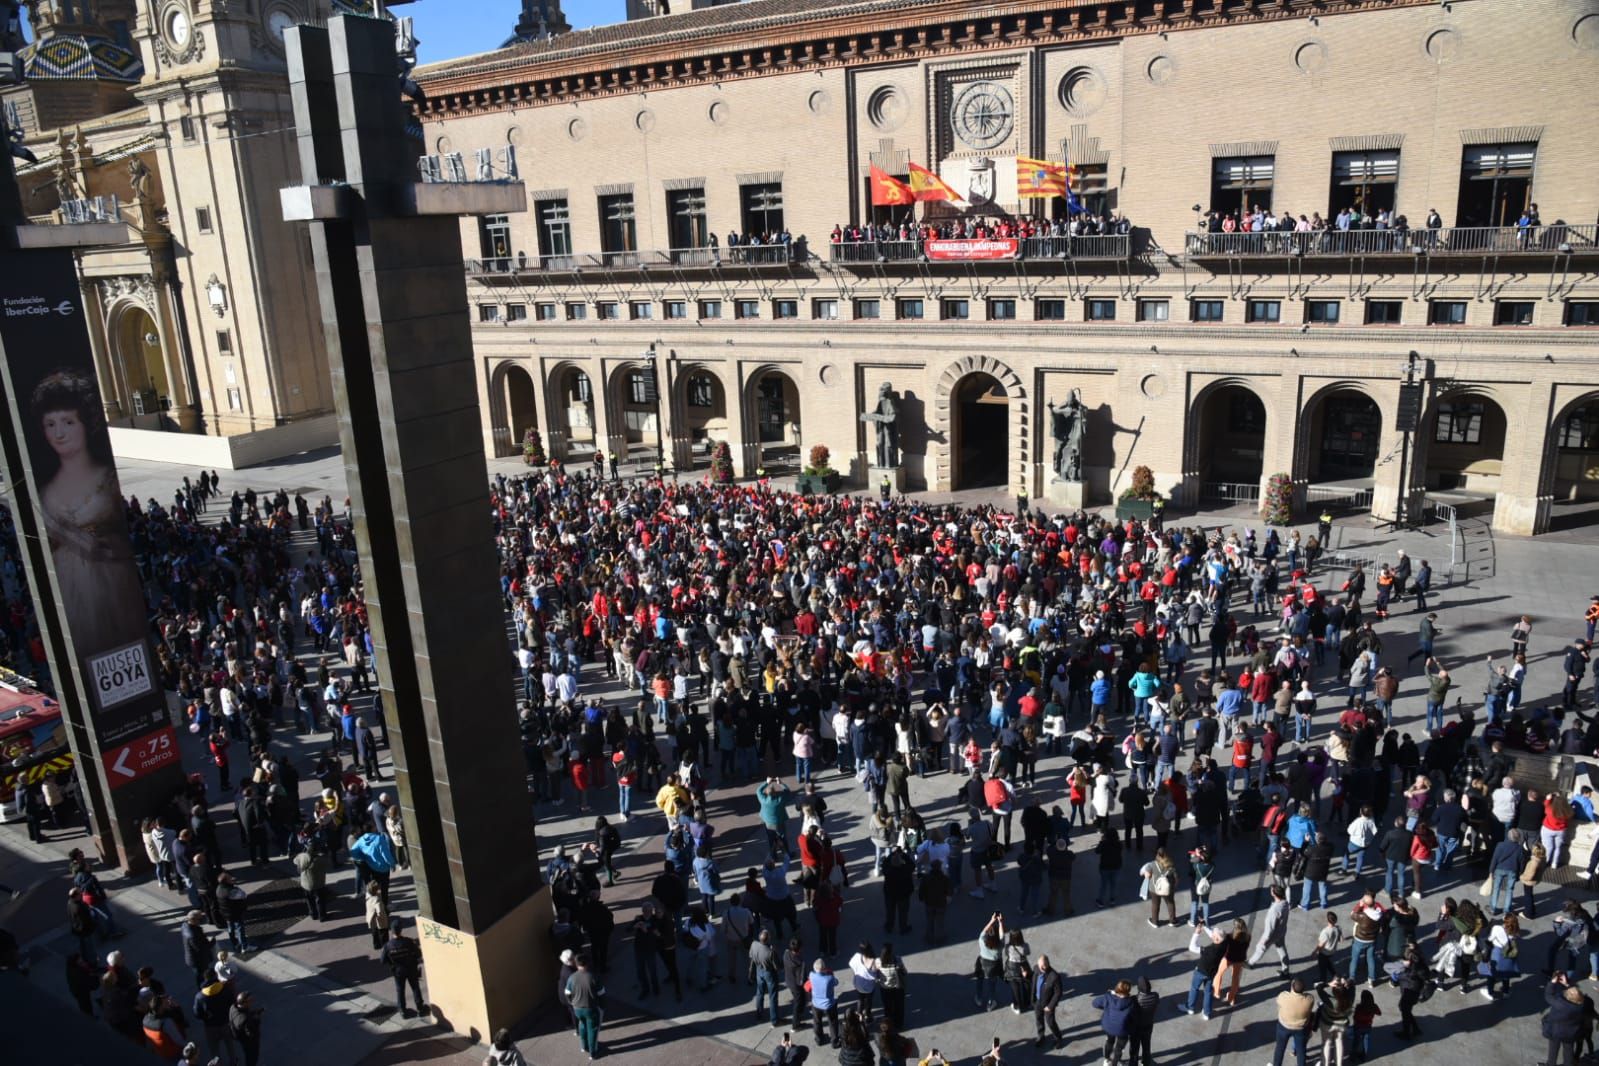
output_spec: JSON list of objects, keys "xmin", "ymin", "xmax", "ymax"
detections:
[
  {"xmin": 285, "ymin": 16, "xmax": 547, "ymax": 1039},
  {"xmin": 150, "ymin": 255, "xmax": 201, "ymax": 431},
  {"xmin": 1492, "ymin": 382, "xmax": 1554, "ymax": 535},
  {"xmin": 78, "ymin": 280, "xmax": 124, "ymax": 421}
]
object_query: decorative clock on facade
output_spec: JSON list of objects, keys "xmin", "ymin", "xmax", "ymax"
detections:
[
  {"xmin": 266, "ymin": 6, "xmax": 298, "ymax": 43},
  {"xmin": 155, "ymin": 0, "xmax": 204, "ymax": 65},
  {"xmin": 951, "ymin": 81, "xmax": 1015, "ymax": 151}
]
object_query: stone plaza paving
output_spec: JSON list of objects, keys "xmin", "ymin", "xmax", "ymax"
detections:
[{"xmin": 3, "ymin": 446, "xmax": 1595, "ymax": 1065}]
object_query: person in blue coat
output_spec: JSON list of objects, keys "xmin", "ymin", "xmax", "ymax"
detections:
[
  {"xmin": 1092, "ymin": 979, "xmax": 1138, "ymax": 1065},
  {"xmin": 692, "ymin": 845, "xmax": 722, "ymax": 915}
]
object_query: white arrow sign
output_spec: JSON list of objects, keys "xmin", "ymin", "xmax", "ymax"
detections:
[{"xmin": 110, "ymin": 747, "xmax": 135, "ymax": 778}]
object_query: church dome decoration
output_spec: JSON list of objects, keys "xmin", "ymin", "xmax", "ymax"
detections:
[{"xmin": 21, "ymin": 33, "xmax": 143, "ymax": 82}]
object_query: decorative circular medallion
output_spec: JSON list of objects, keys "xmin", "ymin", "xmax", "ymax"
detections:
[
  {"xmin": 951, "ymin": 81, "xmax": 1015, "ymax": 151},
  {"xmin": 265, "ymin": 4, "xmax": 297, "ymax": 43},
  {"xmin": 866, "ymin": 85, "xmax": 907, "ymax": 132},
  {"xmin": 1146, "ymin": 54, "xmax": 1176, "ymax": 85},
  {"xmin": 567, "ymin": 117, "xmax": 588, "ymax": 142},
  {"xmin": 1574, "ymin": 14, "xmax": 1599, "ymax": 50},
  {"xmin": 1139, "ymin": 373, "xmax": 1167, "ymax": 400},
  {"xmin": 708, "ymin": 100, "xmax": 728, "ymax": 126},
  {"xmin": 1294, "ymin": 40, "xmax": 1328, "ymax": 73},
  {"xmin": 808, "ymin": 89, "xmax": 831, "ymax": 115},
  {"xmin": 635, "ymin": 109, "xmax": 656, "ymax": 133},
  {"xmin": 434, "ymin": 135, "xmax": 452, "ymax": 154},
  {"xmin": 1424, "ymin": 28, "xmax": 1460, "ymax": 62},
  {"xmin": 1058, "ymin": 66, "xmax": 1106, "ymax": 117},
  {"xmin": 506, "ymin": 125, "xmax": 522, "ymax": 146},
  {"xmin": 818, "ymin": 364, "xmax": 837, "ymax": 386}
]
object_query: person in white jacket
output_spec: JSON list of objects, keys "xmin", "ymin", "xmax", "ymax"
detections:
[{"xmin": 1344, "ymin": 805, "xmax": 1378, "ymax": 876}]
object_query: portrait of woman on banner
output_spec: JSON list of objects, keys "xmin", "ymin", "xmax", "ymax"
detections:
[{"xmin": 28, "ymin": 369, "xmax": 149, "ymax": 654}]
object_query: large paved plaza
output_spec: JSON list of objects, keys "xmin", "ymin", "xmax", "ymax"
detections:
[{"xmin": 4, "ymin": 445, "xmax": 1596, "ymax": 1066}]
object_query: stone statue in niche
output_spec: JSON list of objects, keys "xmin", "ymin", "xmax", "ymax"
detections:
[
  {"xmin": 860, "ymin": 381, "xmax": 900, "ymax": 468},
  {"xmin": 1049, "ymin": 388, "xmax": 1087, "ymax": 482}
]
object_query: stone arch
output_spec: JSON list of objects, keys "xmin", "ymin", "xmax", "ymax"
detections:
[
  {"xmin": 672, "ymin": 361, "xmax": 731, "ymax": 471},
  {"xmin": 604, "ymin": 359, "xmax": 662, "ymax": 466},
  {"xmin": 1183, "ymin": 376, "xmax": 1270, "ymax": 500},
  {"xmin": 1414, "ymin": 384, "xmax": 1510, "ymax": 502},
  {"xmin": 741, "ymin": 363, "xmax": 804, "ymax": 474},
  {"xmin": 1537, "ymin": 388, "xmax": 1599, "ymax": 531},
  {"xmin": 1293, "ymin": 379, "xmax": 1388, "ymax": 483},
  {"xmin": 487, "ymin": 361, "xmax": 539, "ymax": 458},
  {"xmin": 933, "ymin": 355, "xmax": 1027, "ymax": 492},
  {"xmin": 543, "ymin": 360, "xmax": 598, "ymax": 460},
  {"xmin": 106, "ymin": 298, "xmax": 168, "ymax": 419}
]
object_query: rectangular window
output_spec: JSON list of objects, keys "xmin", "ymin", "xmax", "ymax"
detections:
[
  {"xmin": 664, "ymin": 300, "xmax": 688, "ymax": 320},
  {"xmin": 1191, "ymin": 299, "xmax": 1225, "ymax": 323},
  {"xmin": 629, "ymin": 301, "xmax": 653, "ymax": 321},
  {"xmin": 666, "ymin": 187, "xmax": 709, "ymax": 250},
  {"xmin": 596, "ymin": 302, "xmax": 620, "ymax": 320},
  {"xmin": 1211, "ymin": 155, "xmax": 1274, "ymax": 218},
  {"xmin": 1428, "ymin": 300, "xmax": 1468, "ymax": 326},
  {"xmin": 1493, "ymin": 300, "xmax": 1534, "ymax": 326},
  {"xmin": 896, "ymin": 299, "xmax": 924, "ymax": 320},
  {"xmin": 478, "ymin": 304, "xmax": 500, "ymax": 323},
  {"xmin": 1365, "ymin": 300, "xmax": 1403, "ymax": 325},
  {"xmin": 478, "ymin": 213, "xmax": 511, "ymax": 261},
  {"xmin": 1559, "ymin": 407, "xmax": 1599, "ymax": 450},
  {"xmin": 506, "ymin": 303, "xmax": 527, "ymax": 322},
  {"xmin": 812, "ymin": 299, "xmax": 839, "ymax": 321},
  {"xmin": 628, "ymin": 371, "xmax": 657, "ymax": 405},
  {"xmin": 773, "ymin": 299, "xmax": 798, "ymax": 320},
  {"xmin": 196, "ymin": 206, "xmax": 213, "ymax": 233},
  {"xmin": 1136, "ymin": 299, "xmax": 1169, "ymax": 323},
  {"xmin": 598, "ymin": 193, "xmax": 637, "ymax": 259},
  {"xmin": 536, "ymin": 199, "xmax": 572, "ymax": 259},
  {"xmin": 688, "ymin": 377, "xmax": 715, "ymax": 408},
  {"xmin": 734, "ymin": 299, "xmax": 760, "ymax": 320},
  {"xmin": 535, "ymin": 303, "xmax": 558, "ymax": 321},
  {"xmin": 1035, "ymin": 299, "xmax": 1067, "ymax": 321},
  {"xmin": 1306, "ymin": 300, "xmax": 1341, "ymax": 324},
  {"xmin": 1246, "ymin": 299, "xmax": 1281, "ymax": 324},
  {"xmin": 565, "ymin": 302, "xmax": 587, "ymax": 321},
  {"xmin": 226, "ymin": 387, "xmax": 242, "ymax": 411},
  {"xmin": 215, "ymin": 330, "xmax": 232, "ymax": 354},
  {"xmin": 1456, "ymin": 142, "xmax": 1536, "ymax": 229},
  {"xmin": 988, "ymin": 299, "xmax": 1016, "ymax": 321},
  {"xmin": 179, "ymin": 116, "xmax": 197, "ymax": 142},
  {"xmin": 740, "ymin": 182, "xmax": 785, "ymax": 237},
  {"xmin": 1567, "ymin": 301, "xmax": 1599, "ymax": 327},
  {"xmin": 1329, "ymin": 149, "xmax": 1400, "ymax": 220},
  {"xmin": 1086, "ymin": 299, "xmax": 1117, "ymax": 322},
  {"xmin": 855, "ymin": 299, "xmax": 881, "ymax": 320},
  {"xmin": 699, "ymin": 299, "xmax": 722, "ymax": 320},
  {"xmin": 940, "ymin": 299, "xmax": 969, "ymax": 321},
  {"xmin": 1434, "ymin": 401, "xmax": 1484, "ymax": 444}
]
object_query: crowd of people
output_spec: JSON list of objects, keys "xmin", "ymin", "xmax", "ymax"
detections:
[
  {"xmin": 9, "ymin": 451, "xmax": 1599, "ymax": 1064},
  {"xmin": 831, "ymin": 211, "xmax": 1133, "ymax": 248},
  {"xmin": 492, "ymin": 466, "xmax": 1599, "ymax": 1064}
]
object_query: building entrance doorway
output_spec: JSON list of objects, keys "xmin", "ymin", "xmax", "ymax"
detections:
[{"xmin": 952, "ymin": 373, "xmax": 1008, "ymax": 490}]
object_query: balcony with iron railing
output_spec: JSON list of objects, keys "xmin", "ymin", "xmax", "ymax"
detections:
[
  {"xmin": 1184, "ymin": 224, "xmax": 1599, "ymax": 259},
  {"xmin": 827, "ymin": 233, "xmax": 1131, "ymax": 265},
  {"xmin": 465, "ymin": 242, "xmax": 802, "ymax": 277}
]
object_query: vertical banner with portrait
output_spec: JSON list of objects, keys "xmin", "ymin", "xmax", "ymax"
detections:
[{"xmin": 0, "ymin": 245, "xmax": 174, "ymax": 770}]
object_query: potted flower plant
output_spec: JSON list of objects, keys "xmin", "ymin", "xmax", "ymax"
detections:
[
  {"xmin": 796, "ymin": 444, "xmax": 841, "ymax": 495},
  {"xmin": 1261, "ymin": 472, "xmax": 1294, "ymax": 526},
  {"xmin": 709, "ymin": 440, "xmax": 734, "ymax": 484},
  {"xmin": 1114, "ymin": 464, "xmax": 1163, "ymax": 521},
  {"xmin": 521, "ymin": 427, "xmax": 546, "ymax": 466}
]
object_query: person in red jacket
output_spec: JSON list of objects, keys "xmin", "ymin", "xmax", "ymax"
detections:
[{"xmin": 1230, "ymin": 728, "xmax": 1256, "ymax": 793}]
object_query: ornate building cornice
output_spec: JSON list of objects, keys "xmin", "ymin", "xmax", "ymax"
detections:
[{"xmin": 417, "ymin": 0, "xmax": 1437, "ymax": 121}]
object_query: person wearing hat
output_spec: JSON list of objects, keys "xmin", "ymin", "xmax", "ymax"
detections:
[
  {"xmin": 557, "ymin": 948, "xmax": 578, "ymax": 1033},
  {"xmin": 191, "ymin": 978, "xmax": 237, "ymax": 1066}
]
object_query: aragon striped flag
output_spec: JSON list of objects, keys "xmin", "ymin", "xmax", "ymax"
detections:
[
  {"xmin": 870, "ymin": 164, "xmax": 914, "ymax": 207},
  {"xmin": 1016, "ymin": 156, "xmax": 1068, "ymax": 199},
  {"xmin": 908, "ymin": 161, "xmax": 966, "ymax": 205}
]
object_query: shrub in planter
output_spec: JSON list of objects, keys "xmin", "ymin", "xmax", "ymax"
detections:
[
  {"xmin": 797, "ymin": 444, "xmax": 841, "ymax": 495},
  {"xmin": 1115, "ymin": 464, "xmax": 1163, "ymax": 520},
  {"xmin": 1261, "ymin": 472, "xmax": 1294, "ymax": 526},
  {"xmin": 709, "ymin": 440, "xmax": 734, "ymax": 484},
  {"xmin": 521, "ymin": 428, "xmax": 546, "ymax": 466}
]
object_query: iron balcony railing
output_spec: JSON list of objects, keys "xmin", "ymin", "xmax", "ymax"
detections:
[
  {"xmin": 465, "ymin": 244, "xmax": 800, "ymax": 276},
  {"xmin": 827, "ymin": 233, "xmax": 1130, "ymax": 263},
  {"xmin": 1185, "ymin": 223, "xmax": 1599, "ymax": 258}
]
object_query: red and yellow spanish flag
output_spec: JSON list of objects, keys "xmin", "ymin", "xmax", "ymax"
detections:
[
  {"xmin": 870, "ymin": 165, "xmax": 914, "ymax": 207},
  {"xmin": 908, "ymin": 161, "xmax": 965, "ymax": 204},
  {"xmin": 1017, "ymin": 156, "xmax": 1068, "ymax": 199}
]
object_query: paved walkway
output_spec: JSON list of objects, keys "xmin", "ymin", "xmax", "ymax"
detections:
[{"xmin": 4, "ymin": 447, "xmax": 1597, "ymax": 1065}]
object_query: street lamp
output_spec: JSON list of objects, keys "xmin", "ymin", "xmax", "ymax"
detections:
[{"xmin": 1390, "ymin": 350, "xmax": 1423, "ymax": 530}]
